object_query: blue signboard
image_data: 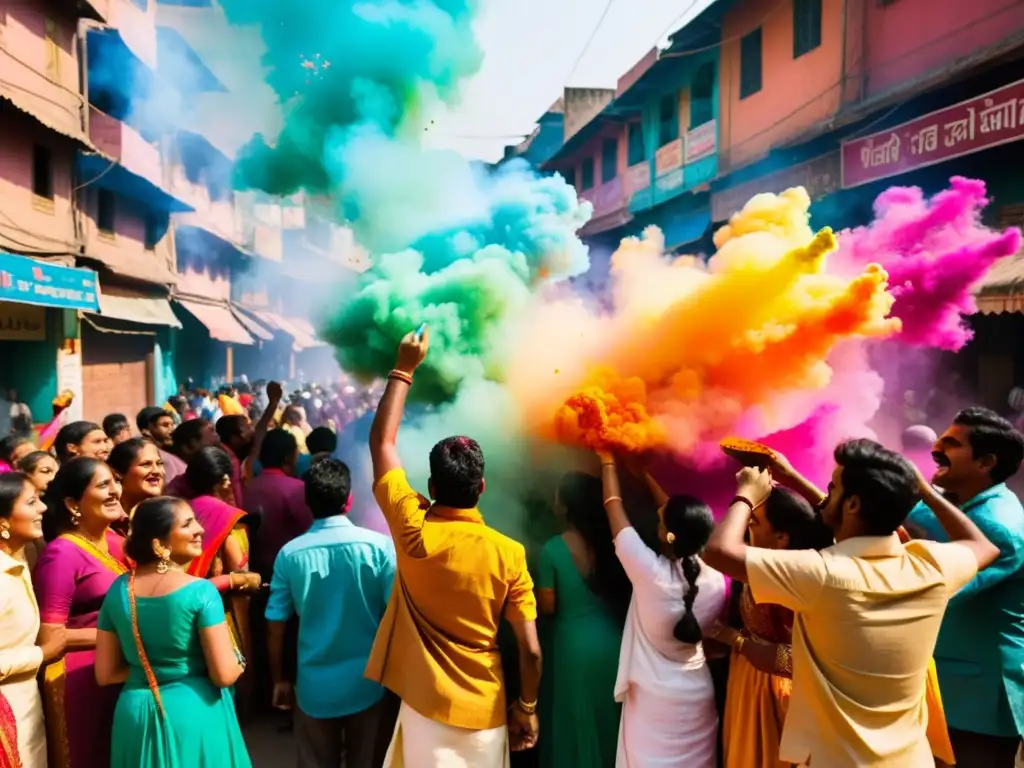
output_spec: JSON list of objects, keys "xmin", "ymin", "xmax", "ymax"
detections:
[{"xmin": 0, "ymin": 252, "xmax": 100, "ymax": 311}]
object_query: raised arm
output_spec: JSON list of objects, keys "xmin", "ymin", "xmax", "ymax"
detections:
[
  {"xmin": 914, "ymin": 469, "xmax": 999, "ymax": 572},
  {"xmin": 703, "ymin": 467, "xmax": 774, "ymax": 582},
  {"xmin": 768, "ymin": 452, "xmax": 826, "ymax": 508},
  {"xmin": 246, "ymin": 382, "xmax": 283, "ymax": 482},
  {"xmin": 369, "ymin": 329, "xmax": 429, "ymax": 483},
  {"xmin": 597, "ymin": 451, "xmax": 631, "ymax": 538}
]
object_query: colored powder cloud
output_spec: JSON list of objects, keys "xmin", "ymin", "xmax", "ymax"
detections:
[
  {"xmin": 511, "ymin": 187, "xmax": 900, "ymax": 463},
  {"xmin": 320, "ymin": 161, "xmax": 591, "ymax": 403},
  {"xmin": 834, "ymin": 176, "xmax": 1021, "ymax": 351},
  {"xmin": 223, "ymin": 0, "xmax": 591, "ymax": 539}
]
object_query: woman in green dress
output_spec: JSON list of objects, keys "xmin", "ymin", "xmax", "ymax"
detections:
[
  {"xmin": 94, "ymin": 496, "xmax": 253, "ymax": 768},
  {"xmin": 536, "ymin": 472, "xmax": 632, "ymax": 768}
]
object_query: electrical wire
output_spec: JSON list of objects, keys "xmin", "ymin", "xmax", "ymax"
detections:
[
  {"xmin": 563, "ymin": 0, "xmax": 618, "ymax": 85},
  {"xmin": 651, "ymin": 0, "xmax": 706, "ymax": 49},
  {"xmin": 659, "ymin": 0, "xmax": 787, "ymax": 59}
]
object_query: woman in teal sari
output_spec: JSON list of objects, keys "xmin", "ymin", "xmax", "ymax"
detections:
[
  {"xmin": 536, "ymin": 472, "xmax": 632, "ymax": 768},
  {"xmin": 94, "ymin": 496, "xmax": 251, "ymax": 768}
]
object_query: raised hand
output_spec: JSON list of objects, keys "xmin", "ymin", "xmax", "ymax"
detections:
[
  {"xmin": 736, "ymin": 466, "xmax": 772, "ymax": 507},
  {"xmin": 395, "ymin": 326, "xmax": 430, "ymax": 375}
]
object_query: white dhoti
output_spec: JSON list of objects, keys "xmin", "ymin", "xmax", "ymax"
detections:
[{"xmin": 382, "ymin": 702, "xmax": 510, "ymax": 768}]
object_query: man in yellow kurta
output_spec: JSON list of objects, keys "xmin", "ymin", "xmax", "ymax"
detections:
[{"xmin": 365, "ymin": 328, "xmax": 542, "ymax": 767}]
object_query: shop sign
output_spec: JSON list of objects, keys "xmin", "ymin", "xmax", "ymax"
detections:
[
  {"xmin": 0, "ymin": 302, "xmax": 45, "ymax": 341},
  {"xmin": 711, "ymin": 152, "xmax": 841, "ymax": 222},
  {"xmin": 0, "ymin": 252, "xmax": 99, "ymax": 311},
  {"xmin": 655, "ymin": 137, "xmax": 684, "ymax": 175},
  {"xmin": 686, "ymin": 120, "xmax": 717, "ymax": 163},
  {"xmin": 842, "ymin": 77, "xmax": 1024, "ymax": 188},
  {"xmin": 626, "ymin": 160, "xmax": 652, "ymax": 210}
]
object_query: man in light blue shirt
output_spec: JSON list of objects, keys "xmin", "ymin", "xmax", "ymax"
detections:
[
  {"xmin": 266, "ymin": 456, "xmax": 397, "ymax": 768},
  {"xmin": 905, "ymin": 406, "xmax": 1024, "ymax": 767}
]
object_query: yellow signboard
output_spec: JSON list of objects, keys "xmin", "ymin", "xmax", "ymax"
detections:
[{"xmin": 0, "ymin": 302, "xmax": 46, "ymax": 341}]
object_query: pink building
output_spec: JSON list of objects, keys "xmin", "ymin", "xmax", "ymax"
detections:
[{"xmin": 0, "ymin": 0, "xmax": 104, "ymax": 419}]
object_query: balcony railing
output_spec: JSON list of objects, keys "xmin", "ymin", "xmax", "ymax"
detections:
[
  {"xmin": 167, "ymin": 165, "xmax": 244, "ymax": 246},
  {"xmin": 88, "ymin": 107, "xmax": 163, "ymax": 188}
]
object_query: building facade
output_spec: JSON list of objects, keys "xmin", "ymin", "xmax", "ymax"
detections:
[{"xmin": 0, "ymin": 0, "xmax": 104, "ymax": 422}]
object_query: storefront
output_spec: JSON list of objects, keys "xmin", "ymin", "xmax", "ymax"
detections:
[
  {"xmin": 0, "ymin": 251, "xmax": 99, "ymax": 422},
  {"xmin": 172, "ymin": 296, "xmax": 255, "ymax": 389},
  {"xmin": 79, "ymin": 287, "xmax": 181, "ymax": 424}
]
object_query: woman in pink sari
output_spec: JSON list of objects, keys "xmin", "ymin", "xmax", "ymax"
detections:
[
  {"xmin": 34, "ymin": 458, "xmax": 128, "ymax": 768},
  {"xmin": 180, "ymin": 447, "xmax": 261, "ymax": 713}
]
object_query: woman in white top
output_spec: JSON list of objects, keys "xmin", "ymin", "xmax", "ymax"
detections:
[
  {"xmin": 597, "ymin": 452, "xmax": 727, "ymax": 768},
  {"xmin": 1, "ymin": 472, "xmax": 64, "ymax": 768}
]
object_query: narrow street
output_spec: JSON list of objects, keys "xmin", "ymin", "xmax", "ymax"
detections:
[{"xmin": 244, "ymin": 716, "xmax": 295, "ymax": 768}]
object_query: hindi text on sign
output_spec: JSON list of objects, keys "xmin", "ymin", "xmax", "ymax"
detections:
[{"xmin": 841, "ymin": 78, "xmax": 1024, "ymax": 188}]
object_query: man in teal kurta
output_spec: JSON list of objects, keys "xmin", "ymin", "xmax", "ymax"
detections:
[{"xmin": 906, "ymin": 406, "xmax": 1024, "ymax": 767}]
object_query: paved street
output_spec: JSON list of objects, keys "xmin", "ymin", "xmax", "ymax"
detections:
[{"xmin": 244, "ymin": 716, "xmax": 295, "ymax": 767}]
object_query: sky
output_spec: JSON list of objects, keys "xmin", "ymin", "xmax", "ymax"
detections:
[
  {"xmin": 162, "ymin": 0, "xmax": 714, "ymax": 163},
  {"xmin": 425, "ymin": 0, "xmax": 715, "ymax": 161}
]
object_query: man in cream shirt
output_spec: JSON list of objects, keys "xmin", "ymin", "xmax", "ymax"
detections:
[{"xmin": 705, "ymin": 438, "xmax": 999, "ymax": 767}]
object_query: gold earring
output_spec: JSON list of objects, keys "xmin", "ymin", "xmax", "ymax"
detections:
[
  {"xmin": 70, "ymin": 509, "xmax": 81, "ymax": 526},
  {"xmin": 666, "ymin": 532, "xmax": 676, "ymax": 544},
  {"xmin": 156, "ymin": 550, "xmax": 170, "ymax": 574}
]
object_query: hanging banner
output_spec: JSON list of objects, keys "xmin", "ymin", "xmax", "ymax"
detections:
[
  {"xmin": 842, "ymin": 78, "xmax": 1024, "ymax": 188},
  {"xmin": 0, "ymin": 252, "xmax": 99, "ymax": 311}
]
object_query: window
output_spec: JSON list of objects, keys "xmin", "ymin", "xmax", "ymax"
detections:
[
  {"xmin": 601, "ymin": 138, "xmax": 618, "ymax": 183},
  {"xmin": 627, "ymin": 122, "xmax": 646, "ymax": 165},
  {"xmin": 740, "ymin": 27, "xmax": 763, "ymax": 99},
  {"xmin": 32, "ymin": 145, "xmax": 53, "ymax": 199},
  {"xmin": 561, "ymin": 167, "xmax": 576, "ymax": 189},
  {"xmin": 690, "ymin": 62, "xmax": 716, "ymax": 128},
  {"xmin": 580, "ymin": 157, "xmax": 595, "ymax": 190},
  {"xmin": 793, "ymin": 0, "xmax": 822, "ymax": 58},
  {"xmin": 658, "ymin": 94, "xmax": 678, "ymax": 147},
  {"xmin": 97, "ymin": 189, "xmax": 115, "ymax": 234}
]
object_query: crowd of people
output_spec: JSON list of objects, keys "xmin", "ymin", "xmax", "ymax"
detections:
[{"xmin": 0, "ymin": 329, "xmax": 1022, "ymax": 768}]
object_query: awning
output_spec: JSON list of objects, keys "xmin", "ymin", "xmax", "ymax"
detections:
[
  {"xmin": 175, "ymin": 298, "xmax": 254, "ymax": 345},
  {"xmin": 239, "ymin": 308, "xmax": 323, "ymax": 351},
  {"xmin": 975, "ymin": 253, "xmax": 1024, "ymax": 314},
  {"xmin": 156, "ymin": 27, "xmax": 227, "ymax": 94},
  {"xmin": 77, "ymin": 153, "xmax": 193, "ymax": 214},
  {"xmin": 91, "ymin": 292, "xmax": 182, "ymax": 327},
  {"xmin": 0, "ymin": 251, "xmax": 100, "ymax": 311},
  {"xmin": 0, "ymin": 92, "xmax": 91, "ymax": 149},
  {"xmin": 661, "ymin": 208, "xmax": 711, "ymax": 251},
  {"xmin": 230, "ymin": 305, "xmax": 273, "ymax": 341}
]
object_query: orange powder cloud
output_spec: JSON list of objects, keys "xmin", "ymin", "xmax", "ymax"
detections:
[{"xmin": 508, "ymin": 186, "xmax": 901, "ymax": 456}]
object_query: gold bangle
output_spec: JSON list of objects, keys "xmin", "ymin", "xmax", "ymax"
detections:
[
  {"xmin": 733, "ymin": 634, "xmax": 746, "ymax": 653},
  {"xmin": 602, "ymin": 496, "xmax": 622, "ymax": 507},
  {"xmin": 601, "ymin": 462, "xmax": 615, "ymax": 467},
  {"xmin": 388, "ymin": 369, "xmax": 413, "ymax": 385},
  {"xmin": 517, "ymin": 697, "xmax": 538, "ymax": 715}
]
